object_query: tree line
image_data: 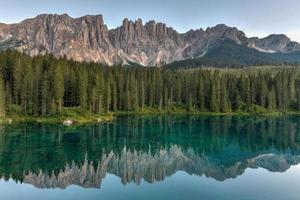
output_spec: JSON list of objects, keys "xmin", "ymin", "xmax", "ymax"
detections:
[{"xmin": 0, "ymin": 50, "xmax": 300, "ymax": 116}]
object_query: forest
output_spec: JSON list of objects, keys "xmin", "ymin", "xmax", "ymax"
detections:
[{"xmin": 0, "ymin": 50, "xmax": 300, "ymax": 117}]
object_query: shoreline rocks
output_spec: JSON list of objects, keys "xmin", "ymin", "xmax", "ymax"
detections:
[{"xmin": 63, "ymin": 119, "xmax": 75, "ymax": 126}]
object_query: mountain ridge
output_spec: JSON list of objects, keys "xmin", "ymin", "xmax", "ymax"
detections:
[
  {"xmin": 0, "ymin": 13, "xmax": 299, "ymax": 66},
  {"xmin": 167, "ymin": 39, "xmax": 300, "ymax": 68}
]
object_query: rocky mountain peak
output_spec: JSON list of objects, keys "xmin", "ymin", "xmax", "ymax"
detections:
[
  {"xmin": 0, "ymin": 14, "xmax": 299, "ymax": 66},
  {"xmin": 250, "ymin": 34, "xmax": 295, "ymax": 52},
  {"xmin": 207, "ymin": 23, "xmax": 228, "ymax": 32},
  {"xmin": 265, "ymin": 34, "xmax": 291, "ymax": 41}
]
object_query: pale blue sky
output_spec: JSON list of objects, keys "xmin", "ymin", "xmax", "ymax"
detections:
[{"xmin": 1, "ymin": 0, "xmax": 300, "ymax": 41}]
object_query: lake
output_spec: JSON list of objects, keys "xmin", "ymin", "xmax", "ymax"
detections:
[{"xmin": 0, "ymin": 115, "xmax": 300, "ymax": 200}]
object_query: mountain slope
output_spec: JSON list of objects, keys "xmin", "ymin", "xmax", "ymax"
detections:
[
  {"xmin": 0, "ymin": 14, "xmax": 300, "ymax": 66},
  {"xmin": 167, "ymin": 39, "xmax": 300, "ymax": 68}
]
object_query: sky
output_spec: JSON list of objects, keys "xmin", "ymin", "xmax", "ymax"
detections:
[{"xmin": 0, "ymin": 0, "xmax": 300, "ymax": 41}]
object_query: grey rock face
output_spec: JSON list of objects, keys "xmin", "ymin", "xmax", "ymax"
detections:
[
  {"xmin": 0, "ymin": 14, "xmax": 299, "ymax": 66},
  {"xmin": 248, "ymin": 34, "xmax": 300, "ymax": 53}
]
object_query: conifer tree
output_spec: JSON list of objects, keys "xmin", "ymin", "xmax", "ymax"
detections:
[
  {"xmin": 78, "ymin": 69, "xmax": 88, "ymax": 109},
  {"xmin": 187, "ymin": 93, "xmax": 194, "ymax": 112},
  {"xmin": 296, "ymin": 79, "xmax": 300, "ymax": 110},
  {"xmin": 111, "ymin": 78, "xmax": 118, "ymax": 112},
  {"xmin": 0, "ymin": 75, "xmax": 5, "ymax": 116},
  {"xmin": 52, "ymin": 65, "xmax": 64, "ymax": 113},
  {"xmin": 198, "ymin": 74, "xmax": 205, "ymax": 111},
  {"xmin": 140, "ymin": 80, "xmax": 145, "ymax": 112},
  {"xmin": 104, "ymin": 74, "xmax": 112, "ymax": 113},
  {"xmin": 39, "ymin": 72, "xmax": 49, "ymax": 116}
]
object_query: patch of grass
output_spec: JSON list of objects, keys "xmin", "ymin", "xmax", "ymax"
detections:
[
  {"xmin": 1, "ymin": 105, "xmax": 299, "ymax": 125},
  {"xmin": 2, "ymin": 107, "xmax": 115, "ymax": 124}
]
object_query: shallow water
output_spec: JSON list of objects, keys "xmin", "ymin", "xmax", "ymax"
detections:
[{"xmin": 0, "ymin": 115, "xmax": 300, "ymax": 200}]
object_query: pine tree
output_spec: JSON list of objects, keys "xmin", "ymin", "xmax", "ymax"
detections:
[
  {"xmin": 209, "ymin": 78, "xmax": 218, "ymax": 112},
  {"xmin": 140, "ymin": 80, "xmax": 145, "ymax": 112},
  {"xmin": 175, "ymin": 78, "xmax": 182, "ymax": 104},
  {"xmin": 245, "ymin": 77, "xmax": 252, "ymax": 111},
  {"xmin": 259, "ymin": 77, "xmax": 267, "ymax": 108},
  {"xmin": 39, "ymin": 72, "xmax": 49, "ymax": 116},
  {"xmin": 111, "ymin": 78, "xmax": 118, "ymax": 112},
  {"xmin": 52, "ymin": 65, "xmax": 64, "ymax": 114},
  {"xmin": 0, "ymin": 74, "xmax": 6, "ymax": 116},
  {"xmin": 220, "ymin": 78, "xmax": 231, "ymax": 113},
  {"xmin": 104, "ymin": 73, "xmax": 112, "ymax": 113},
  {"xmin": 296, "ymin": 79, "xmax": 300, "ymax": 110},
  {"xmin": 79, "ymin": 70, "xmax": 88, "ymax": 109},
  {"xmin": 198, "ymin": 74, "xmax": 205, "ymax": 111},
  {"xmin": 268, "ymin": 87, "xmax": 276, "ymax": 111},
  {"xmin": 187, "ymin": 93, "xmax": 194, "ymax": 112},
  {"xmin": 96, "ymin": 71, "xmax": 104, "ymax": 114},
  {"xmin": 163, "ymin": 87, "xmax": 169, "ymax": 111}
]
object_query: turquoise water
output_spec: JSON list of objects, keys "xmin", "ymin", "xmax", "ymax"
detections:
[{"xmin": 0, "ymin": 115, "xmax": 300, "ymax": 200}]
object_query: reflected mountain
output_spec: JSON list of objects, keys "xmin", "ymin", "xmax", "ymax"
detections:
[{"xmin": 1, "ymin": 115, "xmax": 300, "ymax": 189}]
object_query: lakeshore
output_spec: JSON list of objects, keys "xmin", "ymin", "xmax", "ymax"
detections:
[{"xmin": 1, "ymin": 108, "xmax": 299, "ymax": 125}]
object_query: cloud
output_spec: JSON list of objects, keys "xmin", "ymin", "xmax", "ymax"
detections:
[
  {"xmin": 286, "ymin": 29, "xmax": 300, "ymax": 42},
  {"xmin": 244, "ymin": 31, "xmax": 270, "ymax": 39}
]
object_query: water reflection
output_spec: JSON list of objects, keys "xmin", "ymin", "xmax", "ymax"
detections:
[{"xmin": 0, "ymin": 115, "xmax": 300, "ymax": 189}]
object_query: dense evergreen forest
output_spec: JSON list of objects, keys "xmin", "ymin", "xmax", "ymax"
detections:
[{"xmin": 0, "ymin": 50, "xmax": 300, "ymax": 117}]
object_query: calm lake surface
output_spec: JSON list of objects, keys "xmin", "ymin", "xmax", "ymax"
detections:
[{"xmin": 0, "ymin": 115, "xmax": 300, "ymax": 200}]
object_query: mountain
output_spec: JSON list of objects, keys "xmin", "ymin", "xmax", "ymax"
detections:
[
  {"xmin": 0, "ymin": 14, "xmax": 300, "ymax": 66},
  {"xmin": 167, "ymin": 39, "xmax": 300, "ymax": 68}
]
